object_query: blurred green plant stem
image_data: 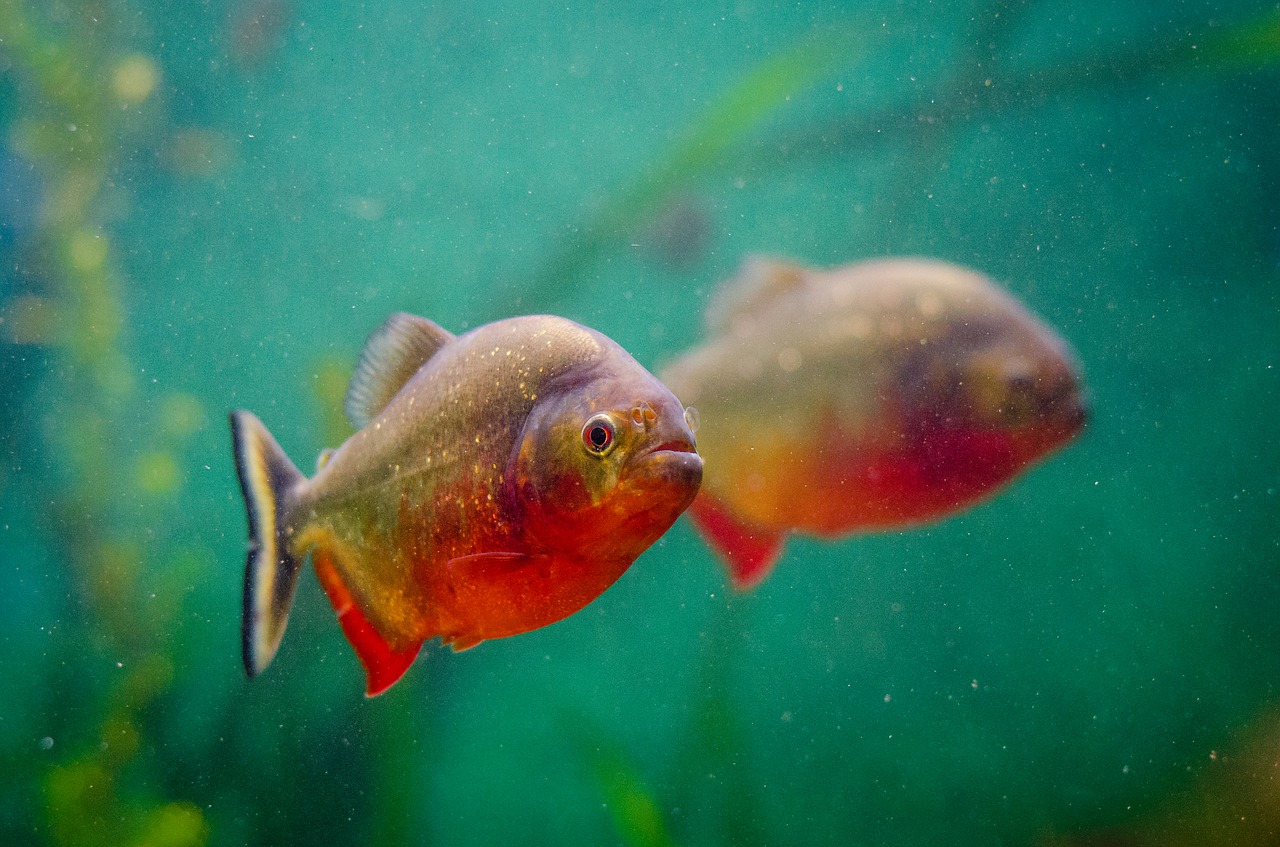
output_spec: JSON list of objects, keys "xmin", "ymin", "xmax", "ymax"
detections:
[
  {"xmin": 1, "ymin": 2, "xmax": 207, "ymax": 845},
  {"xmin": 507, "ymin": 8, "xmax": 1280, "ymax": 314}
]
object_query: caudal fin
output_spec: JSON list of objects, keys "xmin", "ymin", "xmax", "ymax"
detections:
[
  {"xmin": 687, "ymin": 494, "xmax": 786, "ymax": 591},
  {"xmin": 230, "ymin": 410, "xmax": 306, "ymax": 678}
]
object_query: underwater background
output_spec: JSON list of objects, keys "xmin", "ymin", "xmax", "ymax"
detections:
[{"xmin": 2, "ymin": 1, "xmax": 1279, "ymax": 845}]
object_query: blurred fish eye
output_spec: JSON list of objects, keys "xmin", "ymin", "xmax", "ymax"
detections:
[
  {"xmin": 582, "ymin": 414, "xmax": 616, "ymax": 456},
  {"xmin": 997, "ymin": 356, "xmax": 1034, "ymax": 390},
  {"xmin": 1005, "ymin": 370, "xmax": 1036, "ymax": 396}
]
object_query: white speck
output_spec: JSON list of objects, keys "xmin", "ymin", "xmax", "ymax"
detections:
[{"xmin": 40, "ymin": 737, "xmax": 53, "ymax": 750}]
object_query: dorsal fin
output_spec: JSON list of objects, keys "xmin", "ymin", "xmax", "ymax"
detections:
[
  {"xmin": 706, "ymin": 255, "xmax": 809, "ymax": 336},
  {"xmin": 344, "ymin": 313, "xmax": 454, "ymax": 428}
]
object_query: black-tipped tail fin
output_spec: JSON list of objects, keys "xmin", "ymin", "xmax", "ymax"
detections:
[{"xmin": 230, "ymin": 410, "xmax": 307, "ymax": 678}]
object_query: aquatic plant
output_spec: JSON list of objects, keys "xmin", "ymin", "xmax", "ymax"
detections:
[
  {"xmin": 495, "ymin": 26, "xmax": 868, "ymax": 317},
  {"xmin": 1038, "ymin": 706, "xmax": 1280, "ymax": 846},
  {"xmin": 561, "ymin": 710, "xmax": 680, "ymax": 847},
  {"xmin": 563, "ymin": 599, "xmax": 768, "ymax": 847},
  {"xmin": 511, "ymin": 8, "xmax": 1280, "ymax": 313},
  {"xmin": 0, "ymin": 2, "xmax": 206, "ymax": 844}
]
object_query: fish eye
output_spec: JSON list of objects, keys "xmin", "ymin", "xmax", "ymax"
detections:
[{"xmin": 582, "ymin": 415, "xmax": 616, "ymax": 456}]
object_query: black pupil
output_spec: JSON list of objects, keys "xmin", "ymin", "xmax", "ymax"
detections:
[{"xmin": 589, "ymin": 424, "xmax": 610, "ymax": 450}]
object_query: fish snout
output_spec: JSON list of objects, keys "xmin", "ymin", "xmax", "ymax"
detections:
[
  {"xmin": 631, "ymin": 446, "xmax": 703, "ymax": 503},
  {"xmin": 626, "ymin": 399, "xmax": 703, "ymax": 493},
  {"xmin": 1036, "ymin": 370, "xmax": 1088, "ymax": 436},
  {"xmin": 627, "ymin": 399, "xmax": 699, "ymax": 456},
  {"xmin": 1053, "ymin": 390, "xmax": 1089, "ymax": 437}
]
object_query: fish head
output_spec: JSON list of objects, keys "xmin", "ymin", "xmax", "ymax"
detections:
[
  {"xmin": 903, "ymin": 313, "xmax": 1088, "ymax": 467},
  {"xmin": 512, "ymin": 360, "xmax": 703, "ymax": 561}
]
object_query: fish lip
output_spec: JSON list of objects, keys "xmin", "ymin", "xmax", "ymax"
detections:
[{"xmin": 643, "ymin": 439, "xmax": 697, "ymax": 457}]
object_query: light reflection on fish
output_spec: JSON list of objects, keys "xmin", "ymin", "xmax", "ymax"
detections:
[
  {"xmin": 661, "ymin": 257, "xmax": 1087, "ymax": 590},
  {"xmin": 231, "ymin": 313, "xmax": 702, "ymax": 695}
]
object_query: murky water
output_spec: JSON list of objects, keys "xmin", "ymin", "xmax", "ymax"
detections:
[{"xmin": 3, "ymin": 2, "xmax": 1278, "ymax": 845}]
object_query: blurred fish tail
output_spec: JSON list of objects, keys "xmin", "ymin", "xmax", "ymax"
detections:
[
  {"xmin": 687, "ymin": 494, "xmax": 784, "ymax": 591},
  {"xmin": 230, "ymin": 410, "xmax": 307, "ymax": 678}
]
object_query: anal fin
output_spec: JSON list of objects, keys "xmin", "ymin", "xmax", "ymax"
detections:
[
  {"xmin": 687, "ymin": 493, "xmax": 786, "ymax": 591},
  {"xmin": 313, "ymin": 553, "xmax": 422, "ymax": 697}
]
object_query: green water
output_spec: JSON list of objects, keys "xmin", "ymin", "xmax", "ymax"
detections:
[{"xmin": 3, "ymin": 2, "xmax": 1278, "ymax": 845}]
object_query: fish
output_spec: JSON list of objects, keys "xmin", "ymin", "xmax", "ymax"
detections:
[
  {"xmin": 230, "ymin": 313, "xmax": 703, "ymax": 696},
  {"xmin": 660, "ymin": 257, "xmax": 1087, "ymax": 590}
]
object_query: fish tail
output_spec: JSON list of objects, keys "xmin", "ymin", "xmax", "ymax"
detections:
[{"xmin": 230, "ymin": 410, "xmax": 307, "ymax": 678}]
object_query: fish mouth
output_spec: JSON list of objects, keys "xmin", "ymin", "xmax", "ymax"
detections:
[
  {"xmin": 1065, "ymin": 394, "xmax": 1089, "ymax": 430},
  {"xmin": 643, "ymin": 439, "xmax": 698, "ymax": 457},
  {"xmin": 630, "ymin": 440, "xmax": 703, "ymax": 492},
  {"xmin": 1043, "ymin": 391, "xmax": 1089, "ymax": 440}
]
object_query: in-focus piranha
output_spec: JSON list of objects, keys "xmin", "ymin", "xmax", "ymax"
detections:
[
  {"xmin": 231, "ymin": 313, "xmax": 702, "ymax": 695},
  {"xmin": 661, "ymin": 257, "xmax": 1087, "ymax": 591}
]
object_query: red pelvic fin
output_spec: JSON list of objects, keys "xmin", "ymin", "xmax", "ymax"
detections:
[
  {"xmin": 686, "ymin": 494, "xmax": 785, "ymax": 591},
  {"xmin": 313, "ymin": 554, "xmax": 423, "ymax": 697}
]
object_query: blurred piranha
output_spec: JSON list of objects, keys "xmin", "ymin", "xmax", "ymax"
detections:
[
  {"xmin": 231, "ymin": 314, "xmax": 702, "ymax": 695},
  {"xmin": 661, "ymin": 257, "xmax": 1086, "ymax": 590}
]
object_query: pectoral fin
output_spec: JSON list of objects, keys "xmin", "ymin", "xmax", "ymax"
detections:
[
  {"xmin": 313, "ymin": 551, "xmax": 422, "ymax": 697},
  {"xmin": 446, "ymin": 551, "xmax": 538, "ymax": 577},
  {"xmin": 442, "ymin": 634, "xmax": 484, "ymax": 652},
  {"xmin": 686, "ymin": 493, "xmax": 785, "ymax": 591}
]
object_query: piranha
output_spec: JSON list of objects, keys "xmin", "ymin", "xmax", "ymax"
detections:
[
  {"xmin": 231, "ymin": 313, "xmax": 702, "ymax": 696},
  {"xmin": 660, "ymin": 257, "xmax": 1087, "ymax": 591}
]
